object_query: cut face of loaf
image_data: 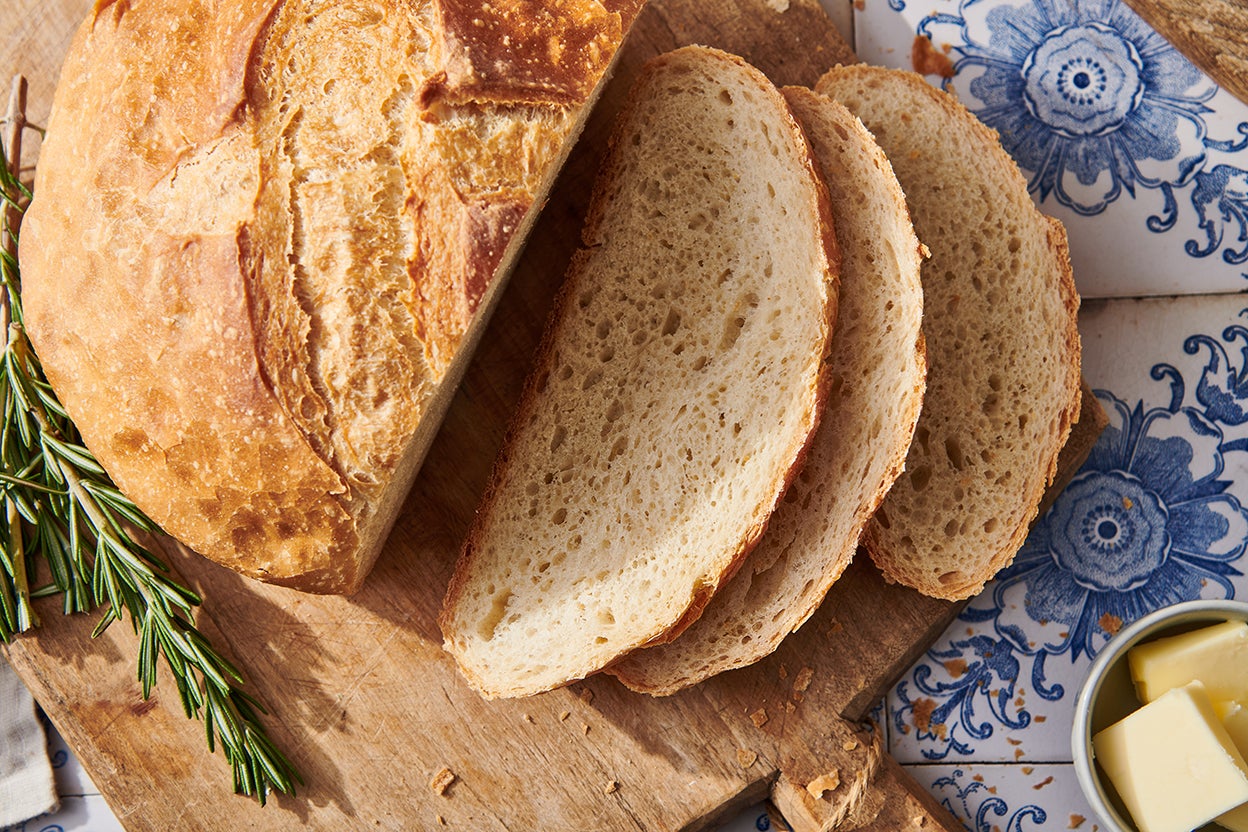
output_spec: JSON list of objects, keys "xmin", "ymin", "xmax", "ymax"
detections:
[
  {"xmin": 19, "ymin": 0, "xmax": 639, "ymax": 594},
  {"xmin": 609, "ymin": 87, "xmax": 926, "ymax": 695},
  {"xmin": 440, "ymin": 45, "xmax": 839, "ymax": 699},
  {"xmin": 817, "ymin": 66, "xmax": 1082, "ymax": 601}
]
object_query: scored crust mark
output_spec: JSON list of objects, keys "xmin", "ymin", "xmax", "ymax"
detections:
[
  {"xmin": 440, "ymin": 46, "xmax": 839, "ymax": 698},
  {"xmin": 426, "ymin": 0, "xmax": 627, "ymax": 106},
  {"xmin": 610, "ymin": 87, "xmax": 926, "ymax": 695},
  {"xmin": 816, "ymin": 66, "xmax": 1081, "ymax": 601},
  {"xmin": 20, "ymin": 0, "xmax": 640, "ymax": 594},
  {"xmin": 247, "ymin": 2, "xmax": 434, "ymax": 505}
]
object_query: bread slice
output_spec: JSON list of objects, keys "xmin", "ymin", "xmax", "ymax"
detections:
[
  {"xmin": 440, "ymin": 45, "xmax": 839, "ymax": 698},
  {"xmin": 816, "ymin": 66, "xmax": 1081, "ymax": 600},
  {"xmin": 21, "ymin": 0, "xmax": 640, "ymax": 593},
  {"xmin": 609, "ymin": 87, "xmax": 926, "ymax": 695}
]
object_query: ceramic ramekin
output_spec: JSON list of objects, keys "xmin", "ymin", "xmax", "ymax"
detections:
[{"xmin": 1072, "ymin": 599, "xmax": 1248, "ymax": 832}]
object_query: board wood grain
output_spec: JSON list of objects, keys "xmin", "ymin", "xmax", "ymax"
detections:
[
  {"xmin": 1120, "ymin": 0, "xmax": 1248, "ymax": 108},
  {"xmin": 0, "ymin": 1, "xmax": 1101, "ymax": 829}
]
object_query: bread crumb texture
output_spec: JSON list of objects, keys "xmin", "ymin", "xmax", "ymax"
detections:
[
  {"xmin": 817, "ymin": 66, "xmax": 1080, "ymax": 601},
  {"xmin": 609, "ymin": 86, "xmax": 925, "ymax": 695},
  {"xmin": 440, "ymin": 46, "xmax": 835, "ymax": 697}
]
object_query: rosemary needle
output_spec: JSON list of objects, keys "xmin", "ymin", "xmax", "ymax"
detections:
[{"xmin": 0, "ymin": 87, "xmax": 301, "ymax": 805}]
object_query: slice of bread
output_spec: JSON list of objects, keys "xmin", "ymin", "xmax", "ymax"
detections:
[
  {"xmin": 816, "ymin": 66, "xmax": 1081, "ymax": 601},
  {"xmin": 609, "ymin": 87, "xmax": 926, "ymax": 695},
  {"xmin": 440, "ymin": 45, "xmax": 839, "ymax": 698}
]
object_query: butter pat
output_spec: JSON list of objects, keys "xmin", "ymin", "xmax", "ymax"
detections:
[
  {"xmin": 1092, "ymin": 682, "xmax": 1248, "ymax": 832},
  {"xmin": 1128, "ymin": 620, "xmax": 1248, "ymax": 703},
  {"xmin": 1218, "ymin": 700, "xmax": 1248, "ymax": 753},
  {"xmin": 1214, "ymin": 701, "xmax": 1248, "ymax": 832}
]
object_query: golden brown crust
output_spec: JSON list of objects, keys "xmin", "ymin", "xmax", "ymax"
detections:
[
  {"xmin": 22, "ymin": 0, "xmax": 635, "ymax": 594},
  {"xmin": 411, "ymin": 181, "xmax": 533, "ymax": 376},
  {"xmin": 426, "ymin": 0, "xmax": 639, "ymax": 106}
]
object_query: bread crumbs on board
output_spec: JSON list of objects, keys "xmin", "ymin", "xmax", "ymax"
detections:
[
  {"xmin": 750, "ymin": 708, "xmax": 769, "ymax": 728},
  {"xmin": 430, "ymin": 767, "xmax": 456, "ymax": 796},
  {"xmin": 793, "ymin": 666, "xmax": 814, "ymax": 692},
  {"xmin": 604, "ymin": 780, "xmax": 619, "ymax": 795},
  {"xmin": 736, "ymin": 748, "xmax": 758, "ymax": 768},
  {"xmin": 806, "ymin": 771, "xmax": 840, "ymax": 799}
]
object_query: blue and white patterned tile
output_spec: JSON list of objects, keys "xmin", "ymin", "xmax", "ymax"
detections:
[
  {"xmin": 0, "ymin": 797, "xmax": 126, "ymax": 832},
  {"xmin": 906, "ymin": 764, "xmax": 1099, "ymax": 831},
  {"xmin": 38, "ymin": 714, "xmax": 96, "ymax": 800},
  {"xmin": 855, "ymin": 0, "xmax": 1248, "ymax": 298},
  {"xmin": 891, "ymin": 293, "xmax": 1248, "ymax": 778}
]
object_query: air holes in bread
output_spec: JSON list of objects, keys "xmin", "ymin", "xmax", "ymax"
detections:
[{"xmin": 478, "ymin": 590, "xmax": 514, "ymax": 641}]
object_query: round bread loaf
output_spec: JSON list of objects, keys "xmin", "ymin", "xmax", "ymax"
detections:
[{"xmin": 19, "ymin": 0, "xmax": 639, "ymax": 594}]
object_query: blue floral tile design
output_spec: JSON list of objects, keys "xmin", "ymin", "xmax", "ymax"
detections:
[
  {"xmin": 855, "ymin": 0, "xmax": 1248, "ymax": 297},
  {"xmin": 927, "ymin": 0, "xmax": 1215, "ymax": 218},
  {"xmin": 718, "ymin": 806, "xmax": 790, "ymax": 832},
  {"xmin": 995, "ymin": 398, "xmax": 1247, "ymax": 662},
  {"xmin": 905, "ymin": 764, "xmax": 1098, "ymax": 831}
]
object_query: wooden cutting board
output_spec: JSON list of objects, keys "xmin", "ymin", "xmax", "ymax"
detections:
[
  {"xmin": 0, "ymin": 1, "xmax": 1101, "ymax": 829},
  {"xmin": 1119, "ymin": 0, "xmax": 1248, "ymax": 108}
]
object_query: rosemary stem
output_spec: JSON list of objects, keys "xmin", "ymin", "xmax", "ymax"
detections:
[
  {"xmin": 7, "ymin": 496, "xmax": 35, "ymax": 629},
  {"xmin": 1, "ymin": 76, "xmax": 26, "ymax": 338}
]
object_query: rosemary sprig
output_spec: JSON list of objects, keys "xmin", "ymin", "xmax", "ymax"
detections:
[{"xmin": 0, "ymin": 77, "xmax": 300, "ymax": 805}]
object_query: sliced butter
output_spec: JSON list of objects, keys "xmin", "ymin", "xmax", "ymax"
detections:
[
  {"xmin": 1218, "ymin": 700, "xmax": 1248, "ymax": 753},
  {"xmin": 1213, "ymin": 701, "xmax": 1248, "ymax": 832},
  {"xmin": 1128, "ymin": 620, "xmax": 1248, "ymax": 703},
  {"xmin": 1092, "ymin": 681, "xmax": 1248, "ymax": 832}
]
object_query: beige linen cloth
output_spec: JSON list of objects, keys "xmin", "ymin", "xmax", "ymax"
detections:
[{"xmin": 0, "ymin": 654, "xmax": 57, "ymax": 827}]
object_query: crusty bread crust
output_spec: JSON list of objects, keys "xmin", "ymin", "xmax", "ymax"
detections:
[
  {"xmin": 818, "ymin": 66, "xmax": 1082, "ymax": 601},
  {"xmin": 610, "ymin": 87, "xmax": 926, "ymax": 694},
  {"xmin": 440, "ymin": 46, "xmax": 839, "ymax": 698},
  {"xmin": 20, "ymin": 0, "xmax": 639, "ymax": 594}
]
